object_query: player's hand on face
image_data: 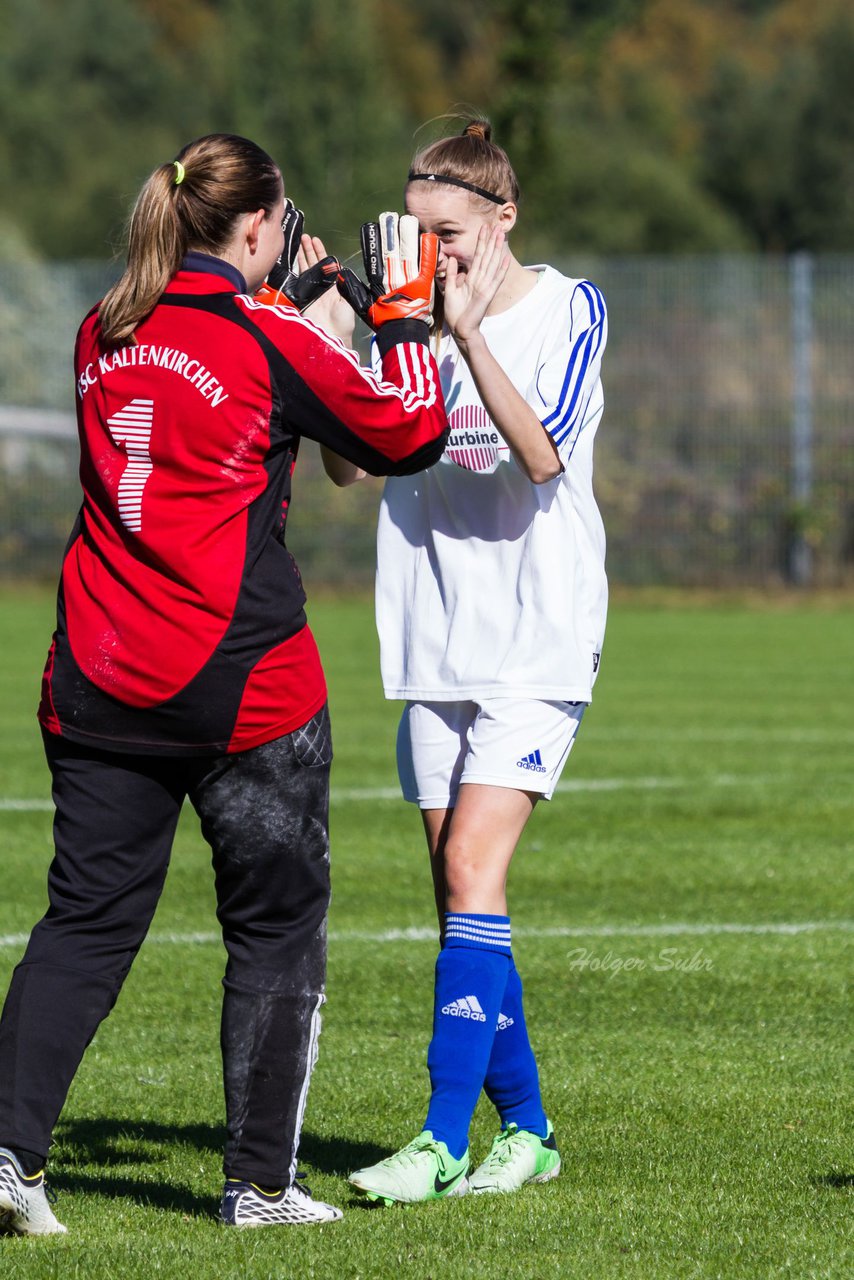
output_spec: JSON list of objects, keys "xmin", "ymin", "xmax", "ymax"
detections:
[{"xmin": 442, "ymin": 224, "xmax": 510, "ymax": 343}]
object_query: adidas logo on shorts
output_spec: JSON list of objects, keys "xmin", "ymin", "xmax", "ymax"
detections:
[
  {"xmin": 517, "ymin": 748, "xmax": 547, "ymax": 773},
  {"xmin": 441, "ymin": 995, "xmax": 487, "ymax": 1021},
  {"xmin": 497, "ymin": 1012, "xmax": 515, "ymax": 1031}
]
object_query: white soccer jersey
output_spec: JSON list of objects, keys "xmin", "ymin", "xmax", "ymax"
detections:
[{"xmin": 375, "ymin": 265, "xmax": 608, "ymax": 703}]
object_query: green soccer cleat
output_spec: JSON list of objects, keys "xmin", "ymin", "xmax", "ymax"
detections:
[
  {"xmin": 348, "ymin": 1132, "xmax": 469, "ymax": 1206},
  {"xmin": 468, "ymin": 1121, "xmax": 561, "ymax": 1195}
]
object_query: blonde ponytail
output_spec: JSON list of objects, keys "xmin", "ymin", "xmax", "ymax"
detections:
[{"xmin": 99, "ymin": 134, "xmax": 282, "ymax": 347}]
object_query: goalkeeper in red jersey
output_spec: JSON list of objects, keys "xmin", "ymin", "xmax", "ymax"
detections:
[{"xmin": 0, "ymin": 132, "xmax": 446, "ymax": 1235}]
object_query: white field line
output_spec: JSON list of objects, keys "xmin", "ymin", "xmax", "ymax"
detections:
[
  {"xmin": 586, "ymin": 727, "xmax": 854, "ymax": 743},
  {"xmin": 1, "ymin": 920, "xmax": 853, "ymax": 951},
  {"xmin": 0, "ymin": 800, "xmax": 55, "ymax": 811},
  {"xmin": 0, "ymin": 771, "xmax": 820, "ymax": 813}
]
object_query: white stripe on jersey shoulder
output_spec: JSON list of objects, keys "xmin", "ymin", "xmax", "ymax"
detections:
[
  {"xmin": 241, "ymin": 296, "xmax": 438, "ymax": 412},
  {"xmin": 240, "ymin": 294, "xmax": 364, "ymax": 364}
]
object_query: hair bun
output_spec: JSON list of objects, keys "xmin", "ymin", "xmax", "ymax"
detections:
[{"xmin": 463, "ymin": 119, "xmax": 492, "ymax": 143}]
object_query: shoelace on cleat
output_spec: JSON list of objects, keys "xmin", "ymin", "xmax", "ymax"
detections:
[
  {"xmin": 484, "ymin": 1125, "xmax": 529, "ymax": 1169},
  {"xmin": 384, "ymin": 1136, "xmax": 446, "ymax": 1170}
]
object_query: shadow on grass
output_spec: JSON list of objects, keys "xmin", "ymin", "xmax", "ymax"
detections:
[
  {"xmin": 48, "ymin": 1117, "xmax": 390, "ymax": 1216},
  {"xmin": 48, "ymin": 1168, "xmax": 211, "ymax": 1219},
  {"xmin": 55, "ymin": 1116, "xmax": 224, "ymax": 1166},
  {"xmin": 299, "ymin": 1131, "xmax": 389, "ymax": 1176},
  {"xmin": 812, "ymin": 1172, "xmax": 854, "ymax": 1189}
]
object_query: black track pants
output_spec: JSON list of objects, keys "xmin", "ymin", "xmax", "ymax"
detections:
[{"xmin": 0, "ymin": 708, "xmax": 332, "ymax": 1186}]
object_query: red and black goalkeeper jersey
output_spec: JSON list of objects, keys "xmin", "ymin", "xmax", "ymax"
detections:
[{"xmin": 39, "ymin": 254, "xmax": 448, "ymax": 755}]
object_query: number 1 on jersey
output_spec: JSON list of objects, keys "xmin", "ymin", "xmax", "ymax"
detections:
[{"xmin": 106, "ymin": 399, "xmax": 154, "ymax": 532}]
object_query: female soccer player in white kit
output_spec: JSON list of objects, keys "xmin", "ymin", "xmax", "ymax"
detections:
[{"xmin": 340, "ymin": 119, "xmax": 608, "ymax": 1203}]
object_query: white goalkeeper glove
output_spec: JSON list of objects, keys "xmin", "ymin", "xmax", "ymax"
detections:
[{"xmin": 337, "ymin": 212, "xmax": 437, "ymax": 330}]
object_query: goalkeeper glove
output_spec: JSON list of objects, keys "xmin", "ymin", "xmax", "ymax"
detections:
[
  {"xmin": 256, "ymin": 199, "xmax": 340, "ymax": 311},
  {"xmin": 337, "ymin": 212, "xmax": 437, "ymax": 330}
]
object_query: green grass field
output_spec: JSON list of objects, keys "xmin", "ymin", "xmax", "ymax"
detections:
[{"xmin": 0, "ymin": 587, "xmax": 852, "ymax": 1279}]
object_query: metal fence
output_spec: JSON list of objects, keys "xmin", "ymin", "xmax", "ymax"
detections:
[{"xmin": 1, "ymin": 255, "xmax": 852, "ymax": 586}]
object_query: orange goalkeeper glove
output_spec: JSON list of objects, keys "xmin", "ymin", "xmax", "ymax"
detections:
[{"xmin": 337, "ymin": 213, "xmax": 438, "ymax": 330}]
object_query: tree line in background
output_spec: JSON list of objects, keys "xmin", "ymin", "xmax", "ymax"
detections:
[{"xmin": 1, "ymin": 0, "xmax": 853, "ymax": 264}]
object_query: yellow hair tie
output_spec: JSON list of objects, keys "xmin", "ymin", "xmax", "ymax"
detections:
[{"xmin": 173, "ymin": 160, "xmax": 186, "ymax": 186}]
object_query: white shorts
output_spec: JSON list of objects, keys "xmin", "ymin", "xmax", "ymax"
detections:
[{"xmin": 396, "ymin": 698, "xmax": 586, "ymax": 809}]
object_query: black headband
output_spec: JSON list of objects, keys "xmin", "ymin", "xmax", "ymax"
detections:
[{"xmin": 407, "ymin": 172, "xmax": 506, "ymax": 205}]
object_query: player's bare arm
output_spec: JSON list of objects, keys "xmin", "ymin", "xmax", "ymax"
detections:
[
  {"xmin": 321, "ymin": 445, "xmax": 367, "ymax": 487},
  {"xmin": 298, "ymin": 233, "xmax": 358, "ymax": 349},
  {"xmin": 297, "ymin": 234, "xmax": 368, "ymax": 486},
  {"xmin": 444, "ymin": 226, "xmax": 562, "ymax": 485},
  {"xmin": 302, "ymin": 248, "xmax": 369, "ymax": 484}
]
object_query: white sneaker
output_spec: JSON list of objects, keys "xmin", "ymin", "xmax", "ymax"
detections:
[
  {"xmin": 220, "ymin": 1174, "xmax": 343, "ymax": 1226},
  {"xmin": 0, "ymin": 1147, "xmax": 67, "ymax": 1235}
]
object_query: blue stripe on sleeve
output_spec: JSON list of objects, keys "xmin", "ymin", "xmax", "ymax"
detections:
[
  {"xmin": 541, "ymin": 282, "xmax": 606, "ymax": 446},
  {"xmin": 555, "ymin": 383, "xmax": 596, "ymax": 455},
  {"xmin": 552, "ymin": 332, "xmax": 603, "ymax": 448}
]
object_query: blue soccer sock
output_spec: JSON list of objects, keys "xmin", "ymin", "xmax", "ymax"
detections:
[
  {"xmin": 482, "ymin": 959, "xmax": 549, "ymax": 1137},
  {"xmin": 423, "ymin": 913, "xmax": 512, "ymax": 1160}
]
